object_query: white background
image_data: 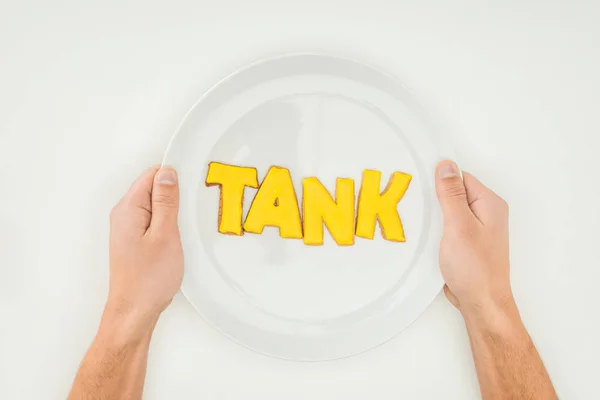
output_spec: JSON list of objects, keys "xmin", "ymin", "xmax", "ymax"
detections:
[{"xmin": 1, "ymin": 0, "xmax": 599, "ymax": 398}]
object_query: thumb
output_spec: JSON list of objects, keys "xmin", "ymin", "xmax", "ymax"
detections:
[
  {"xmin": 150, "ymin": 166, "xmax": 180, "ymax": 232},
  {"xmin": 435, "ymin": 160, "xmax": 471, "ymax": 220}
]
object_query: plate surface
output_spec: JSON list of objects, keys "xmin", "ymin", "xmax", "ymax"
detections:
[{"xmin": 163, "ymin": 54, "xmax": 454, "ymax": 361}]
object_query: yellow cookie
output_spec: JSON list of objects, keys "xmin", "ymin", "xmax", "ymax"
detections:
[
  {"xmin": 205, "ymin": 162, "xmax": 259, "ymax": 236},
  {"xmin": 302, "ymin": 177, "xmax": 355, "ymax": 246},
  {"xmin": 355, "ymin": 169, "xmax": 412, "ymax": 242},
  {"xmin": 243, "ymin": 166, "xmax": 303, "ymax": 239}
]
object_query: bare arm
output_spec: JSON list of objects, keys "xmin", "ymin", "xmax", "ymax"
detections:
[
  {"xmin": 68, "ymin": 306, "xmax": 156, "ymax": 399},
  {"xmin": 69, "ymin": 166, "xmax": 183, "ymax": 399},
  {"xmin": 463, "ymin": 299, "xmax": 556, "ymax": 399},
  {"xmin": 435, "ymin": 161, "xmax": 557, "ymax": 400}
]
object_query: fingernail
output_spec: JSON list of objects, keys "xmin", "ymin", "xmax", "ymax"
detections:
[
  {"xmin": 438, "ymin": 161, "xmax": 459, "ymax": 179},
  {"xmin": 157, "ymin": 168, "xmax": 177, "ymax": 185}
]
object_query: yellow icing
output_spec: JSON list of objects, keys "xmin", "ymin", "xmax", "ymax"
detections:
[
  {"xmin": 302, "ymin": 177, "xmax": 355, "ymax": 246},
  {"xmin": 243, "ymin": 166, "xmax": 303, "ymax": 239},
  {"xmin": 205, "ymin": 162, "xmax": 258, "ymax": 235},
  {"xmin": 355, "ymin": 169, "xmax": 412, "ymax": 242}
]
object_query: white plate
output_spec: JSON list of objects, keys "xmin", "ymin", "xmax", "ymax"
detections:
[{"xmin": 163, "ymin": 54, "xmax": 454, "ymax": 361}]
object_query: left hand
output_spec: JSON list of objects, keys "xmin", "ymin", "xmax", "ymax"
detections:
[{"xmin": 105, "ymin": 166, "xmax": 184, "ymax": 333}]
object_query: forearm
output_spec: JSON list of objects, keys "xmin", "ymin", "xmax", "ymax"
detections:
[
  {"xmin": 462, "ymin": 298, "xmax": 557, "ymax": 400},
  {"xmin": 68, "ymin": 303, "xmax": 157, "ymax": 400}
]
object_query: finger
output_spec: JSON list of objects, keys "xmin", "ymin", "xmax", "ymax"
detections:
[
  {"xmin": 149, "ymin": 166, "xmax": 180, "ymax": 233},
  {"xmin": 126, "ymin": 165, "xmax": 160, "ymax": 204},
  {"xmin": 443, "ymin": 284, "xmax": 460, "ymax": 309},
  {"xmin": 435, "ymin": 160, "xmax": 472, "ymax": 223},
  {"xmin": 463, "ymin": 172, "xmax": 506, "ymax": 225},
  {"xmin": 112, "ymin": 166, "xmax": 160, "ymax": 232}
]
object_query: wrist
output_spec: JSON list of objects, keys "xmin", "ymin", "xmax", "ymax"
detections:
[
  {"xmin": 99, "ymin": 298, "xmax": 159, "ymax": 346},
  {"xmin": 460, "ymin": 293, "xmax": 522, "ymax": 334}
]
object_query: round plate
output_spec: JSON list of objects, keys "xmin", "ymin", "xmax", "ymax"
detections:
[{"xmin": 163, "ymin": 54, "xmax": 454, "ymax": 361}]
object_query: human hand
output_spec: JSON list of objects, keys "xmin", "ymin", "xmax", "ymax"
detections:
[
  {"xmin": 435, "ymin": 160, "xmax": 513, "ymax": 316},
  {"xmin": 105, "ymin": 166, "xmax": 184, "ymax": 335}
]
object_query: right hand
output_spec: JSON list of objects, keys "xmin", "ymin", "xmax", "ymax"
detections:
[{"xmin": 434, "ymin": 160, "xmax": 513, "ymax": 315}]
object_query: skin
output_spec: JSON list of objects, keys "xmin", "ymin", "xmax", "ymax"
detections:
[
  {"xmin": 69, "ymin": 161, "xmax": 557, "ymax": 399},
  {"xmin": 68, "ymin": 166, "xmax": 183, "ymax": 400},
  {"xmin": 435, "ymin": 160, "xmax": 557, "ymax": 399}
]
